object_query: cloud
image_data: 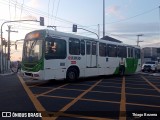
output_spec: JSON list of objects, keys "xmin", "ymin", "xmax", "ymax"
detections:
[
  {"xmin": 21, "ymin": 15, "xmax": 37, "ymax": 20},
  {"xmin": 109, "ymin": 22, "xmax": 159, "ymax": 33},
  {"xmin": 26, "ymin": 0, "xmax": 41, "ymax": 8},
  {"xmin": 106, "ymin": 5, "xmax": 125, "ymax": 19},
  {"xmin": 141, "ymin": 41, "xmax": 160, "ymax": 48},
  {"xmin": 106, "ymin": 22, "xmax": 160, "ymax": 47}
]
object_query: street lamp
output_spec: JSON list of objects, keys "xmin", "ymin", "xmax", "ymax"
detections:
[{"xmin": 72, "ymin": 24, "xmax": 99, "ymax": 39}]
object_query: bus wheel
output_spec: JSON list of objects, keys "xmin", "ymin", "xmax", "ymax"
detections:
[{"xmin": 66, "ymin": 68, "xmax": 78, "ymax": 82}]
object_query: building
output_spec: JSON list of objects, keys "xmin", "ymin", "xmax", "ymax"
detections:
[
  {"xmin": 101, "ymin": 36, "xmax": 122, "ymax": 43},
  {"xmin": 141, "ymin": 47, "xmax": 160, "ymax": 63}
]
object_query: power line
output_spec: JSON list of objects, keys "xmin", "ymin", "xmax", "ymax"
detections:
[
  {"xmin": 20, "ymin": 0, "xmax": 24, "ymax": 20},
  {"xmin": 0, "ymin": 0, "xmax": 32, "ymax": 20},
  {"xmin": 2, "ymin": 0, "xmax": 91, "ymax": 29},
  {"xmin": 0, "ymin": 0, "xmax": 98, "ymax": 33},
  {"xmin": 9, "ymin": 0, "xmax": 11, "ymax": 20},
  {"xmin": 1, "ymin": 0, "xmax": 160, "ymax": 39},
  {"xmin": 54, "ymin": 0, "xmax": 61, "ymax": 25},
  {"xmin": 51, "ymin": 0, "xmax": 55, "ymax": 25},
  {"xmin": 2, "ymin": 0, "xmax": 158, "ymax": 27},
  {"xmin": 6, "ymin": 0, "xmax": 78, "ymax": 25},
  {"xmin": 105, "ymin": 7, "xmax": 158, "ymax": 25},
  {"xmin": 14, "ymin": 0, "xmax": 17, "ymax": 20},
  {"xmin": 47, "ymin": 0, "xmax": 50, "ymax": 25},
  {"xmin": 75, "ymin": 6, "xmax": 159, "ymax": 27}
]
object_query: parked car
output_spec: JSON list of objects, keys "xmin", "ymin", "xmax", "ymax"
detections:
[{"xmin": 141, "ymin": 61, "xmax": 160, "ymax": 72}]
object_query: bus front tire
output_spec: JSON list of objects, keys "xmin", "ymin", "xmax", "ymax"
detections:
[{"xmin": 66, "ymin": 68, "xmax": 78, "ymax": 82}]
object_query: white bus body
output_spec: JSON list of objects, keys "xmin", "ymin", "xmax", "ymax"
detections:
[{"xmin": 21, "ymin": 29, "xmax": 141, "ymax": 80}]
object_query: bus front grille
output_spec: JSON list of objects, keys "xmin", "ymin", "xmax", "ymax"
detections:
[{"xmin": 25, "ymin": 72, "xmax": 33, "ymax": 77}]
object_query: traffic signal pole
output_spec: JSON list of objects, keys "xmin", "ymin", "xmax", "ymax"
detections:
[
  {"xmin": 0, "ymin": 17, "xmax": 44, "ymax": 73},
  {"xmin": 72, "ymin": 24, "xmax": 99, "ymax": 39}
]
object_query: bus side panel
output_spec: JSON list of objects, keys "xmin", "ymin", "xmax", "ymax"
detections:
[
  {"xmin": 44, "ymin": 59, "xmax": 66, "ymax": 80},
  {"xmin": 106, "ymin": 57, "xmax": 119, "ymax": 75},
  {"xmin": 98, "ymin": 56, "xmax": 107, "ymax": 75},
  {"xmin": 85, "ymin": 68, "xmax": 99, "ymax": 77},
  {"xmin": 66, "ymin": 55, "xmax": 86, "ymax": 78}
]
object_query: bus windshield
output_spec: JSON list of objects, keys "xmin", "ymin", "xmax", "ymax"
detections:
[{"xmin": 23, "ymin": 39, "xmax": 43, "ymax": 62}]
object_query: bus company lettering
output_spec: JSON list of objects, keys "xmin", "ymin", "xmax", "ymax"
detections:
[{"xmin": 68, "ymin": 56, "xmax": 81, "ymax": 60}]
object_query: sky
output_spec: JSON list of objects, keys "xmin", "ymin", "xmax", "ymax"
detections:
[{"xmin": 0, "ymin": 0, "xmax": 160, "ymax": 61}]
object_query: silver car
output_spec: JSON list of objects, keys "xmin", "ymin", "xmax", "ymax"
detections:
[{"xmin": 142, "ymin": 61, "xmax": 160, "ymax": 72}]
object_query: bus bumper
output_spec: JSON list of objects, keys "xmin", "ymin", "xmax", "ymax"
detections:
[{"xmin": 21, "ymin": 70, "xmax": 44, "ymax": 80}]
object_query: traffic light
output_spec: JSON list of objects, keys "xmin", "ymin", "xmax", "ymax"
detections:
[
  {"xmin": 72, "ymin": 24, "xmax": 77, "ymax": 32},
  {"xmin": 40, "ymin": 17, "xmax": 44, "ymax": 26}
]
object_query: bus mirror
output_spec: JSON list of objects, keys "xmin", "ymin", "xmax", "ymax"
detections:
[
  {"xmin": 40, "ymin": 17, "xmax": 44, "ymax": 26},
  {"xmin": 72, "ymin": 24, "xmax": 77, "ymax": 32}
]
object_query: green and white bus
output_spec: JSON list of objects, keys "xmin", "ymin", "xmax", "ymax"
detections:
[{"xmin": 21, "ymin": 29, "xmax": 141, "ymax": 81}]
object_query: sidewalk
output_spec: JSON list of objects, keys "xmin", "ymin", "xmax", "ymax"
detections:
[
  {"xmin": 0, "ymin": 67, "xmax": 18, "ymax": 76},
  {"xmin": 0, "ymin": 71, "xmax": 14, "ymax": 76}
]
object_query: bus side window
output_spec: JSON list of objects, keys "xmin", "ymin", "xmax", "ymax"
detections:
[
  {"xmin": 128, "ymin": 47, "xmax": 131, "ymax": 58},
  {"xmin": 92, "ymin": 42, "xmax": 96, "ymax": 55},
  {"xmin": 118, "ymin": 46, "xmax": 127, "ymax": 58},
  {"xmin": 69, "ymin": 38, "xmax": 80, "ymax": 55},
  {"xmin": 99, "ymin": 42, "xmax": 107, "ymax": 57},
  {"xmin": 123, "ymin": 46, "xmax": 127, "ymax": 58},
  {"xmin": 49, "ymin": 42, "xmax": 57, "ymax": 54},
  {"xmin": 45, "ymin": 38, "xmax": 66, "ymax": 59},
  {"xmin": 131, "ymin": 48, "xmax": 133, "ymax": 57},
  {"xmin": 108, "ymin": 44, "xmax": 117, "ymax": 57},
  {"xmin": 135, "ymin": 48, "xmax": 140, "ymax": 59},
  {"xmin": 80, "ymin": 40, "xmax": 85, "ymax": 55}
]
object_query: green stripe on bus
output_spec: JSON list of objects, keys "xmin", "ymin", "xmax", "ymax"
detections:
[
  {"xmin": 114, "ymin": 58, "xmax": 138, "ymax": 74},
  {"xmin": 22, "ymin": 59, "xmax": 44, "ymax": 72}
]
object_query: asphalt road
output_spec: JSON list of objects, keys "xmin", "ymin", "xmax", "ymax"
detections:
[{"xmin": 0, "ymin": 73, "xmax": 160, "ymax": 120}]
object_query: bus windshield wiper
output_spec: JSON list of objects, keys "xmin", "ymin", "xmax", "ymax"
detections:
[{"xmin": 29, "ymin": 40, "xmax": 37, "ymax": 56}]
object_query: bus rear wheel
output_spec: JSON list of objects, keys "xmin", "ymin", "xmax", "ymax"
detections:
[{"xmin": 66, "ymin": 68, "xmax": 78, "ymax": 82}]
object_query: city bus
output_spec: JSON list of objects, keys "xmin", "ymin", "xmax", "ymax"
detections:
[{"xmin": 21, "ymin": 29, "xmax": 141, "ymax": 81}]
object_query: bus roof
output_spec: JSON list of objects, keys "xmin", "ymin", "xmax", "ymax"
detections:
[{"xmin": 28, "ymin": 29, "xmax": 140, "ymax": 49}]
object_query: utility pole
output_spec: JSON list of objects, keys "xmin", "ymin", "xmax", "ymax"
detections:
[
  {"xmin": 103, "ymin": 0, "xmax": 105, "ymax": 37},
  {"xmin": 98, "ymin": 24, "xmax": 100, "ymax": 39},
  {"xmin": 159, "ymin": 6, "xmax": 160, "ymax": 42},
  {"xmin": 137, "ymin": 34, "xmax": 143, "ymax": 46},
  {"xmin": 4, "ymin": 40, "xmax": 7, "ymax": 72},
  {"xmin": 6, "ymin": 25, "xmax": 18, "ymax": 71}
]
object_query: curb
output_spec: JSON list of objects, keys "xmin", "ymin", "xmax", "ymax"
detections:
[{"xmin": 0, "ymin": 71, "xmax": 15, "ymax": 76}]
